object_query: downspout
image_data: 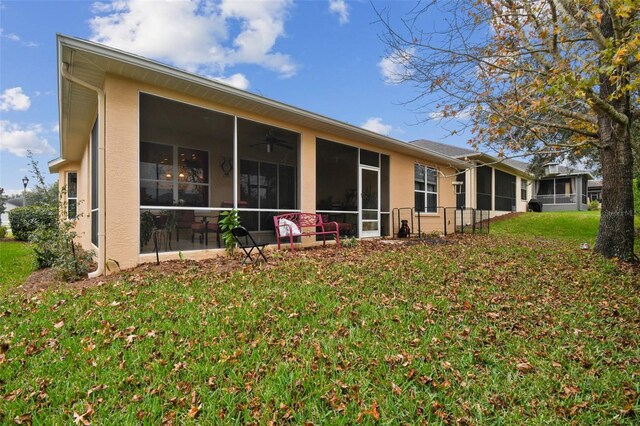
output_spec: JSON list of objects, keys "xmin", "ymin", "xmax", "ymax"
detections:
[{"xmin": 60, "ymin": 62, "xmax": 106, "ymax": 277}]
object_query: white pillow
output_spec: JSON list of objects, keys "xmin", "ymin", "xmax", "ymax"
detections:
[{"xmin": 278, "ymin": 218, "xmax": 301, "ymax": 237}]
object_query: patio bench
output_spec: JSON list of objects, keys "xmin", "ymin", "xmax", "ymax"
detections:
[{"xmin": 273, "ymin": 213, "xmax": 341, "ymax": 250}]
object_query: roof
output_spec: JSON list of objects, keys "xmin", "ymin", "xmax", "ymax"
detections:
[
  {"xmin": 50, "ymin": 34, "xmax": 468, "ymax": 172},
  {"xmin": 410, "ymin": 139, "xmax": 532, "ymax": 177},
  {"xmin": 541, "ymin": 164, "xmax": 594, "ymax": 179},
  {"xmin": 410, "ymin": 139, "xmax": 475, "ymax": 158},
  {"xmin": 588, "ymin": 180, "xmax": 603, "ymax": 188}
]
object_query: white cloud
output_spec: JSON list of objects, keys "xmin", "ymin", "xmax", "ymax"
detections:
[
  {"xmin": 3, "ymin": 188, "xmax": 26, "ymax": 197},
  {"xmin": 0, "ymin": 28, "xmax": 38, "ymax": 47},
  {"xmin": 361, "ymin": 117, "xmax": 392, "ymax": 136},
  {"xmin": 0, "ymin": 87, "xmax": 31, "ymax": 112},
  {"xmin": 211, "ymin": 73, "xmax": 250, "ymax": 90},
  {"xmin": 329, "ymin": 0, "xmax": 349, "ymax": 25},
  {"xmin": 0, "ymin": 121, "xmax": 56, "ymax": 157},
  {"xmin": 429, "ymin": 107, "xmax": 472, "ymax": 120},
  {"xmin": 379, "ymin": 48, "xmax": 414, "ymax": 84},
  {"xmin": 90, "ymin": 0, "xmax": 297, "ymax": 78}
]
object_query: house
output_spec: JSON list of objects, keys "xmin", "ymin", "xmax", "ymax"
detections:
[
  {"xmin": 49, "ymin": 35, "xmax": 469, "ymax": 275},
  {"xmin": 534, "ymin": 162, "xmax": 593, "ymax": 211},
  {"xmin": 410, "ymin": 140, "xmax": 596, "ymax": 213},
  {"xmin": 1, "ymin": 198, "xmax": 23, "ymax": 227},
  {"xmin": 587, "ymin": 180, "xmax": 602, "ymax": 203},
  {"xmin": 409, "ymin": 140, "xmax": 534, "ymax": 217}
]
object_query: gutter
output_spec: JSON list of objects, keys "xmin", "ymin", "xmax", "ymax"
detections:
[{"xmin": 60, "ymin": 62, "xmax": 106, "ymax": 278}]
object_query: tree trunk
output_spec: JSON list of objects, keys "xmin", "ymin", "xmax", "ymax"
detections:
[
  {"xmin": 594, "ymin": 114, "xmax": 636, "ymax": 261},
  {"xmin": 593, "ymin": 6, "xmax": 636, "ymax": 262}
]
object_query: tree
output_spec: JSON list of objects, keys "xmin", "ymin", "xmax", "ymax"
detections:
[
  {"xmin": 20, "ymin": 150, "xmax": 59, "ymax": 207},
  {"xmin": 27, "ymin": 150, "xmax": 58, "ymax": 207},
  {"xmin": 0, "ymin": 187, "xmax": 7, "ymax": 226},
  {"xmin": 379, "ymin": 0, "xmax": 639, "ymax": 261}
]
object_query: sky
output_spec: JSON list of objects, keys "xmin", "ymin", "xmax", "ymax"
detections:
[{"xmin": 0, "ymin": 0, "xmax": 470, "ymax": 196}]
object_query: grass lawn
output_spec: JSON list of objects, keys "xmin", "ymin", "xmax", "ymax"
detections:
[
  {"xmin": 1, "ymin": 236, "xmax": 638, "ymax": 424},
  {"xmin": 491, "ymin": 211, "xmax": 640, "ymax": 253},
  {"xmin": 0, "ymin": 239, "xmax": 33, "ymax": 296}
]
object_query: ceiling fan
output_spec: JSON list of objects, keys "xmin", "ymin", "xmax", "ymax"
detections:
[{"xmin": 250, "ymin": 130, "xmax": 293, "ymax": 153}]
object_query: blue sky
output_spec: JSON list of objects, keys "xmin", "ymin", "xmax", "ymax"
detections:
[{"xmin": 0, "ymin": 0, "xmax": 469, "ymax": 195}]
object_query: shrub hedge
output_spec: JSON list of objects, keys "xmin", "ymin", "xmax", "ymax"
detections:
[{"xmin": 8, "ymin": 205, "xmax": 57, "ymax": 241}]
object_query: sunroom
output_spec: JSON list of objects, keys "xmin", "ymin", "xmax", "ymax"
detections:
[{"xmin": 139, "ymin": 93, "xmax": 300, "ymax": 254}]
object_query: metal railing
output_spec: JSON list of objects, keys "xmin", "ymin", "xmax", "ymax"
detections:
[
  {"xmin": 443, "ymin": 207, "xmax": 490, "ymax": 235},
  {"xmin": 536, "ymin": 194, "xmax": 577, "ymax": 205},
  {"xmin": 391, "ymin": 206, "xmax": 490, "ymax": 238}
]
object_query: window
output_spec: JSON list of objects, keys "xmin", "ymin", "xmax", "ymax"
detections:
[
  {"xmin": 456, "ymin": 173, "xmax": 466, "ymax": 209},
  {"xmin": 316, "ymin": 139, "xmax": 358, "ymax": 212},
  {"xmin": 476, "ymin": 166, "xmax": 492, "ymax": 211},
  {"xmin": 537, "ymin": 179, "xmax": 554, "ymax": 195},
  {"xmin": 555, "ymin": 178, "xmax": 571, "ymax": 195},
  {"xmin": 495, "ymin": 170, "xmax": 516, "ymax": 211},
  {"xmin": 239, "ymin": 160, "xmax": 296, "ymax": 210},
  {"xmin": 67, "ymin": 172, "xmax": 78, "ymax": 220},
  {"xmin": 91, "ymin": 119, "xmax": 99, "ymax": 247},
  {"xmin": 415, "ymin": 163, "xmax": 438, "ymax": 213},
  {"xmin": 521, "ymin": 179, "xmax": 528, "ymax": 201},
  {"xmin": 140, "ymin": 142, "xmax": 209, "ymax": 207}
]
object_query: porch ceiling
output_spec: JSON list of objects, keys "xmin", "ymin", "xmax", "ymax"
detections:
[{"xmin": 55, "ymin": 34, "xmax": 468, "ymax": 171}]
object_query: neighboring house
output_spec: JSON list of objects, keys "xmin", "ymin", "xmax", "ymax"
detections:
[
  {"xmin": 0, "ymin": 198, "xmax": 23, "ymax": 227},
  {"xmin": 587, "ymin": 180, "xmax": 603, "ymax": 203},
  {"xmin": 410, "ymin": 140, "xmax": 534, "ymax": 217},
  {"xmin": 49, "ymin": 35, "xmax": 468, "ymax": 274},
  {"xmin": 534, "ymin": 162, "xmax": 593, "ymax": 211}
]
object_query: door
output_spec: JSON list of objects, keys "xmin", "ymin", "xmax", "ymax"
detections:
[{"xmin": 360, "ymin": 166, "xmax": 380, "ymax": 238}]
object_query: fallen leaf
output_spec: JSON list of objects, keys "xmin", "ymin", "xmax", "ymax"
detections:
[
  {"xmin": 392, "ymin": 382, "xmax": 402, "ymax": 395},
  {"xmin": 187, "ymin": 404, "xmax": 202, "ymax": 419},
  {"xmin": 569, "ymin": 401, "xmax": 588, "ymax": 415},
  {"xmin": 563, "ymin": 385, "xmax": 579, "ymax": 396},
  {"xmin": 54, "ymin": 320, "xmax": 65, "ymax": 329},
  {"xmin": 368, "ymin": 400, "xmax": 380, "ymax": 421},
  {"xmin": 516, "ymin": 361, "xmax": 533, "ymax": 373},
  {"xmin": 14, "ymin": 414, "xmax": 32, "ymax": 424}
]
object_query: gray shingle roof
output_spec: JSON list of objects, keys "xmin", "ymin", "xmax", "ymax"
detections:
[
  {"xmin": 409, "ymin": 139, "xmax": 477, "ymax": 157},
  {"xmin": 410, "ymin": 139, "xmax": 531, "ymax": 173},
  {"xmin": 556, "ymin": 165, "xmax": 589, "ymax": 175}
]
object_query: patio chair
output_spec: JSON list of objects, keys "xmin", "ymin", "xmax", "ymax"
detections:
[
  {"xmin": 192, "ymin": 214, "xmax": 221, "ymax": 247},
  {"xmin": 231, "ymin": 226, "xmax": 268, "ymax": 265},
  {"xmin": 175, "ymin": 210, "xmax": 194, "ymax": 242}
]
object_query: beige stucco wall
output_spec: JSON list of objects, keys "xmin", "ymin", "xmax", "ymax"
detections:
[
  {"xmin": 69, "ymin": 74, "xmax": 462, "ymax": 270},
  {"xmin": 57, "ymin": 143, "xmax": 92, "ymax": 249}
]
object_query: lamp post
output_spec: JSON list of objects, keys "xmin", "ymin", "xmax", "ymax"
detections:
[{"xmin": 22, "ymin": 176, "xmax": 29, "ymax": 207}]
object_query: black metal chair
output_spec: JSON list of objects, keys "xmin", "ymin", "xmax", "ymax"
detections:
[{"xmin": 231, "ymin": 226, "xmax": 268, "ymax": 265}]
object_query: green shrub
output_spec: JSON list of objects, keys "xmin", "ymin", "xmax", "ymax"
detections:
[
  {"xmin": 30, "ymin": 221, "xmax": 94, "ymax": 281},
  {"xmin": 0, "ymin": 226, "xmax": 6, "ymax": 239},
  {"xmin": 342, "ymin": 236, "xmax": 358, "ymax": 248},
  {"xmin": 588, "ymin": 200, "xmax": 600, "ymax": 211},
  {"xmin": 219, "ymin": 209, "xmax": 241, "ymax": 254},
  {"xmin": 8, "ymin": 205, "xmax": 57, "ymax": 241}
]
